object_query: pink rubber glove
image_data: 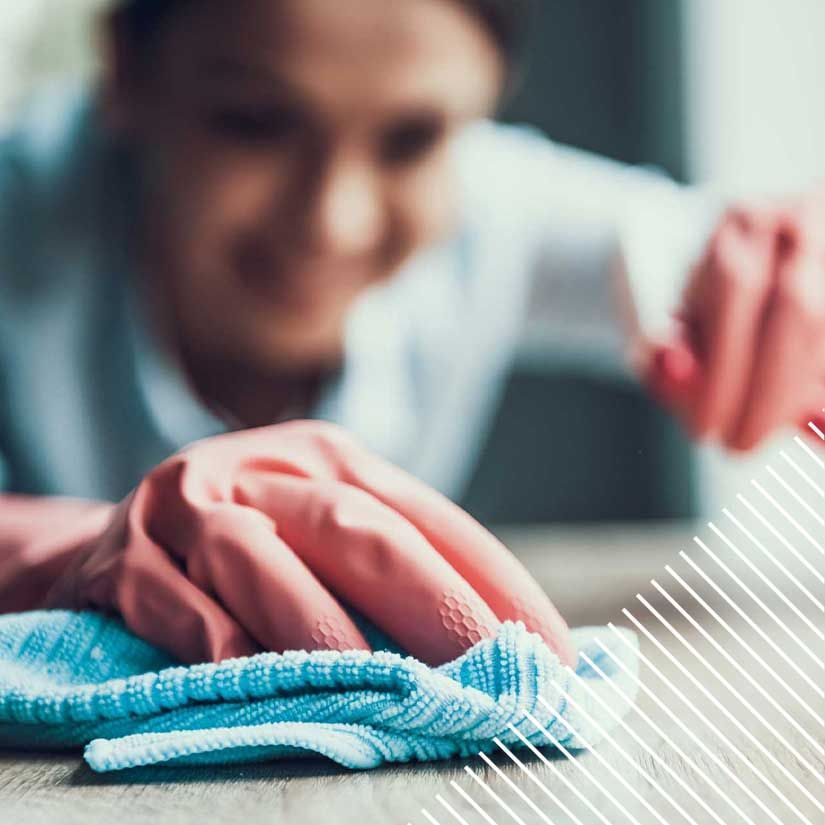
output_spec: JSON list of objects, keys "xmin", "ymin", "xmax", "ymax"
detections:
[
  {"xmin": 0, "ymin": 421, "xmax": 575, "ymax": 667},
  {"xmin": 646, "ymin": 185, "xmax": 825, "ymax": 450}
]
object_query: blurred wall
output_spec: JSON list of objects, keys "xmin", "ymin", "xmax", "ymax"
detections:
[
  {"xmin": 0, "ymin": 0, "xmax": 104, "ymax": 127},
  {"xmin": 464, "ymin": 0, "xmax": 825, "ymax": 524},
  {"xmin": 679, "ymin": 0, "xmax": 825, "ymax": 515},
  {"xmin": 502, "ymin": 0, "xmax": 686, "ymax": 181},
  {"xmin": 683, "ymin": 0, "xmax": 825, "ymax": 192},
  {"xmin": 461, "ymin": 0, "xmax": 698, "ymax": 524}
]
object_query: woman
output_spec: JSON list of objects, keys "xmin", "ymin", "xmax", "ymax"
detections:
[{"xmin": 0, "ymin": 0, "xmax": 822, "ymax": 668}]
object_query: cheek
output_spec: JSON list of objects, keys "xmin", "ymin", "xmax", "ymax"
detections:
[
  {"xmin": 384, "ymin": 162, "xmax": 458, "ymax": 269},
  {"xmin": 161, "ymin": 155, "xmax": 283, "ymax": 246},
  {"xmin": 146, "ymin": 146, "xmax": 290, "ymax": 326},
  {"xmin": 143, "ymin": 118, "xmax": 289, "ymax": 255}
]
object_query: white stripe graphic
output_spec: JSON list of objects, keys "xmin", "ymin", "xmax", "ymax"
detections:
[
  {"xmin": 751, "ymin": 479, "xmax": 825, "ymax": 554},
  {"xmin": 492, "ymin": 737, "xmax": 588, "ymax": 825},
  {"xmin": 694, "ymin": 537, "xmax": 823, "ymax": 665},
  {"xmin": 449, "ymin": 780, "xmax": 503, "ymax": 825},
  {"xmin": 596, "ymin": 635, "xmax": 781, "ymax": 825},
  {"xmin": 520, "ymin": 709, "xmax": 646, "ymax": 825},
  {"xmin": 465, "ymin": 767, "xmax": 529, "ymax": 825},
  {"xmin": 476, "ymin": 751, "xmax": 558, "ymax": 825},
  {"xmin": 434, "ymin": 794, "xmax": 472, "ymax": 825},
  {"xmin": 780, "ymin": 450, "xmax": 824, "ymax": 497},
  {"xmin": 533, "ymin": 699, "xmax": 675, "ymax": 825},
  {"xmin": 651, "ymin": 578, "xmax": 824, "ymax": 755},
  {"xmin": 635, "ymin": 593, "xmax": 822, "ymax": 786},
  {"xmin": 722, "ymin": 506, "xmax": 824, "ymax": 609},
  {"xmin": 737, "ymin": 494, "xmax": 824, "ymax": 578},
  {"xmin": 537, "ymin": 686, "xmax": 705, "ymax": 825},
  {"xmin": 576, "ymin": 651, "xmax": 741, "ymax": 825},
  {"xmin": 666, "ymin": 563, "xmax": 823, "ymax": 722},
  {"xmin": 680, "ymin": 550, "xmax": 823, "ymax": 695},
  {"xmin": 505, "ymin": 723, "xmax": 618, "ymax": 825},
  {"xmin": 793, "ymin": 435, "xmax": 824, "ymax": 468},
  {"xmin": 765, "ymin": 464, "xmax": 825, "ymax": 525},
  {"xmin": 706, "ymin": 523, "xmax": 824, "ymax": 640},
  {"xmin": 409, "ymin": 430, "xmax": 824, "ymax": 825},
  {"xmin": 621, "ymin": 610, "xmax": 821, "ymax": 823},
  {"xmin": 808, "ymin": 421, "xmax": 824, "ymax": 440}
]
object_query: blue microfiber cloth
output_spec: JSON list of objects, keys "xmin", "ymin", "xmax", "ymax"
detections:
[{"xmin": 0, "ymin": 610, "xmax": 638, "ymax": 772}]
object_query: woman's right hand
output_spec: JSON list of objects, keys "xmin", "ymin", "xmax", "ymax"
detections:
[{"xmin": 35, "ymin": 420, "xmax": 575, "ymax": 667}]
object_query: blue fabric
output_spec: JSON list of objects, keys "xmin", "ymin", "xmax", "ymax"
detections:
[{"xmin": 0, "ymin": 610, "xmax": 638, "ymax": 772}]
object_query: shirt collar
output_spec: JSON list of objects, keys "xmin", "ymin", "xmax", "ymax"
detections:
[
  {"xmin": 312, "ymin": 278, "xmax": 418, "ymax": 467},
  {"xmin": 124, "ymin": 265, "xmax": 419, "ymax": 464},
  {"xmin": 125, "ymin": 280, "xmax": 230, "ymax": 452}
]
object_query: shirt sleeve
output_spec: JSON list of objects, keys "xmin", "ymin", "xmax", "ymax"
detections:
[{"xmin": 456, "ymin": 122, "xmax": 727, "ymax": 378}]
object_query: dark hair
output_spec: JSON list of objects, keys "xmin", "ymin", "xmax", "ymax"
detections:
[{"xmin": 115, "ymin": 0, "xmax": 534, "ymax": 67}]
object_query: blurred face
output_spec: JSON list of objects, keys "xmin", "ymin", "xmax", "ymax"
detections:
[{"xmin": 107, "ymin": 0, "xmax": 503, "ymax": 373}]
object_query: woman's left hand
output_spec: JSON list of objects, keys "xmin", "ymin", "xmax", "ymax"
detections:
[{"xmin": 647, "ymin": 184, "xmax": 825, "ymax": 450}]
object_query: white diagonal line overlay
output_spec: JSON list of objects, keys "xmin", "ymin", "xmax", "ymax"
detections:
[
  {"xmin": 693, "ymin": 536, "xmax": 823, "ymax": 666},
  {"xmin": 519, "ymin": 709, "xmax": 646, "ymax": 825},
  {"xmin": 419, "ymin": 810, "xmax": 444, "ymax": 825},
  {"xmin": 608, "ymin": 623, "xmax": 814, "ymax": 825},
  {"xmin": 706, "ymin": 523, "xmax": 824, "ymax": 641},
  {"xmin": 408, "ymin": 432, "xmax": 823, "ymax": 825},
  {"xmin": 465, "ymin": 767, "xmax": 530, "ymax": 825},
  {"xmin": 765, "ymin": 464, "xmax": 824, "ymax": 525},
  {"xmin": 434, "ymin": 794, "xmax": 472, "ymax": 825},
  {"xmin": 679, "ymin": 550, "xmax": 823, "ymax": 696},
  {"xmin": 650, "ymin": 578, "xmax": 823, "ymax": 755},
  {"xmin": 632, "ymin": 595, "xmax": 822, "ymax": 792},
  {"xmin": 780, "ymin": 449, "xmax": 824, "ymax": 496},
  {"xmin": 665, "ymin": 563, "xmax": 823, "ymax": 722},
  {"xmin": 492, "ymin": 737, "xmax": 588, "ymax": 825},
  {"xmin": 527, "ymin": 704, "xmax": 669, "ymax": 825},
  {"xmin": 578, "ymin": 649, "xmax": 752, "ymax": 825},
  {"xmin": 504, "ymin": 724, "xmax": 618, "ymax": 825},
  {"xmin": 475, "ymin": 751, "xmax": 558, "ymax": 825},
  {"xmin": 750, "ymin": 479, "xmax": 825, "ymax": 554},
  {"xmin": 735, "ymin": 495, "xmax": 824, "ymax": 580},
  {"xmin": 448, "ymin": 780, "xmax": 503, "ymax": 825},
  {"xmin": 534, "ymin": 688, "xmax": 707, "ymax": 825},
  {"xmin": 723, "ymin": 505, "xmax": 824, "ymax": 608},
  {"xmin": 793, "ymin": 435, "xmax": 824, "ymax": 469}
]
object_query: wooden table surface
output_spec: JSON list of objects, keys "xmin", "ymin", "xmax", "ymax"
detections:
[{"xmin": 1, "ymin": 519, "xmax": 822, "ymax": 825}]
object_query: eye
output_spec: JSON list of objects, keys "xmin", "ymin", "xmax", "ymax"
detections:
[
  {"xmin": 205, "ymin": 106, "xmax": 303, "ymax": 144},
  {"xmin": 380, "ymin": 116, "xmax": 445, "ymax": 166}
]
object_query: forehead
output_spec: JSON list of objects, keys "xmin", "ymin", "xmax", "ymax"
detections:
[{"xmin": 160, "ymin": 0, "xmax": 503, "ymax": 118}]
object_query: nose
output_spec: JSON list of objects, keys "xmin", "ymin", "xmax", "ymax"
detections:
[{"xmin": 298, "ymin": 153, "xmax": 385, "ymax": 260}]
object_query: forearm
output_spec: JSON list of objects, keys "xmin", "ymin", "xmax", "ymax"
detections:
[{"xmin": 0, "ymin": 495, "xmax": 114, "ymax": 612}]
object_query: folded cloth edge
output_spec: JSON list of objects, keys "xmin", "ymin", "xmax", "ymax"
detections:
[{"xmin": 0, "ymin": 611, "xmax": 640, "ymax": 771}]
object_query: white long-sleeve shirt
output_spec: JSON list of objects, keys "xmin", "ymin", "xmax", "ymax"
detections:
[{"xmin": 0, "ymin": 85, "xmax": 719, "ymax": 503}]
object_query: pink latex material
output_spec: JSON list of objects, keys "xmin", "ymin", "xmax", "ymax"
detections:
[
  {"xmin": 0, "ymin": 421, "xmax": 575, "ymax": 667},
  {"xmin": 645, "ymin": 186, "xmax": 825, "ymax": 451}
]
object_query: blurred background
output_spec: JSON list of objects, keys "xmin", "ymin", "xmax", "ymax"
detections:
[
  {"xmin": 467, "ymin": 0, "xmax": 825, "ymax": 524},
  {"xmin": 1, "ymin": 0, "xmax": 823, "ymax": 525}
]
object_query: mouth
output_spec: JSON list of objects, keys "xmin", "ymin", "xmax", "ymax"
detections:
[{"xmin": 234, "ymin": 256, "xmax": 369, "ymax": 309}]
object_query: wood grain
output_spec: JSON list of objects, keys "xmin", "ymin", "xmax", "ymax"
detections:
[{"xmin": 1, "ymin": 521, "xmax": 822, "ymax": 824}]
